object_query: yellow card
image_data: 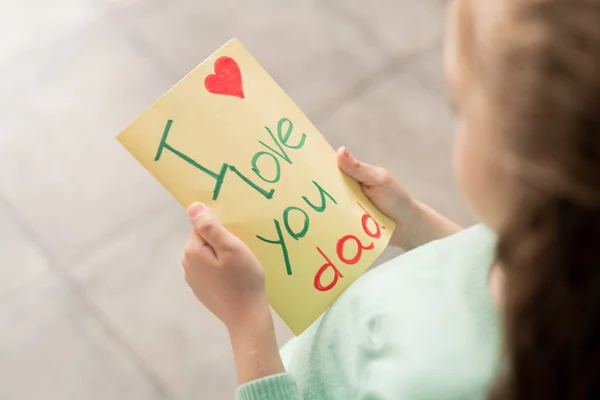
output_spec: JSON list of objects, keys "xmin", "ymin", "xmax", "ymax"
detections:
[{"xmin": 117, "ymin": 38, "xmax": 395, "ymax": 335}]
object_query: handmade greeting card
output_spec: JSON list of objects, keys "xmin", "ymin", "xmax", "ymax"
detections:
[{"xmin": 117, "ymin": 38, "xmax": 394, "ymax": 335}]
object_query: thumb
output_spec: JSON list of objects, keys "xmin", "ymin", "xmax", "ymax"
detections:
[
  {"xmin": 336, "ymin": 147, "xmax": 388, "ymax": 186},
  {"xmin": 187, "ymin": 203, "xmax": 234, "ymax": 252}
]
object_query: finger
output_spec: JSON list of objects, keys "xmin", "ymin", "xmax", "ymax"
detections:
[
  {"xmin": 183, "ymin": 232, "xmax": 215, "ymax": 267},
  {"xmin": 189, "ymin": 225, "xmax": 216, "ymax": 257},
  {"xmin": 187, "ymin": 203, "xmax": 235, "ymax": 254},
  {"xmin": 336, "ymin": 147, "xmax": 389, "ymax": 186}
]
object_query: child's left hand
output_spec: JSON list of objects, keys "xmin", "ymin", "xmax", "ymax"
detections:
[{"xmin": 182, "ymin": 203, "xmax": 269, "ymax": 331}]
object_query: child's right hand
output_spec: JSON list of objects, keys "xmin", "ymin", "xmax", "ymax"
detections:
[{"xmin": 337, "ymin": 147, "xmax": 461, "ymax": 250}]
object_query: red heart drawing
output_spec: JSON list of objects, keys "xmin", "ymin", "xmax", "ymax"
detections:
[{"xmin": 204, "ymin": 56, "xmax": 245, "ymax": 99}]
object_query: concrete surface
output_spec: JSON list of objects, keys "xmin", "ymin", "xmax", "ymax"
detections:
[{"xmin": 0, "ymin": 0, "xmax": 475, "ymax": 399}]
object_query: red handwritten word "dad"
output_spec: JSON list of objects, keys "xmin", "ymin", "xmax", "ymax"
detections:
[{"xmin": 313, "ymin": 202, "xmax": 386, "ymax": 291}]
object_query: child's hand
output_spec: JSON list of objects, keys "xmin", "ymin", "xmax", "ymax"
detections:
[
  {"xmin": 183, "ymin": 203, "xmax": 286, "ymax": 384},
  {"xmin": 182, "ymin": 203, "xmax": 269, "ymax": 331},
  {"xmin": 337, "ymin": 147, "xmax": 461, "ymax": 250},
  {"xmin": 336, "ymin": 147, "xmax": 417, "ymax": 248}
]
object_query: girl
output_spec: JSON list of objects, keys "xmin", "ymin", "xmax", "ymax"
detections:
[{"xmin": 181, "ymin": 0, "xmax": 600, "ymax": 399}]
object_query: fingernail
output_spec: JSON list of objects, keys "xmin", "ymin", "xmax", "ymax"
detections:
[
  {"xmin": 188, "ymin": 203, "xmax": 205, "ymax": 218},
  {"xmin": 341, "ymin": 147, "xmax": 350, "ymax": 158}
]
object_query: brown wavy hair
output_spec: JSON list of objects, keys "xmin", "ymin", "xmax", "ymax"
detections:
[{"xmin": 468, "ymin": 1, "xmax": 600, "ymax": 399}]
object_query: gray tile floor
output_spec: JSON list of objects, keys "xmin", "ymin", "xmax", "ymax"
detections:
[{"xmin": 0, "ymin": 0, "xmax": 475, "ymax": 399}]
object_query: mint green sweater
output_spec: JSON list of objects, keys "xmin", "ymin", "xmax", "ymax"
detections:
[{"xmin": 237, "ymin": 225, "xmax": 501, "ymax": 400}]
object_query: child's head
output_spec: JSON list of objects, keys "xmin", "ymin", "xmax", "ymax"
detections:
[
  {"xmin": 447, "ymin": 0, "xmax": 600, "ymax": 230},
  {"xmin": 446, "ymin": 0, "xmax": 600, "ymax": 398}
]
